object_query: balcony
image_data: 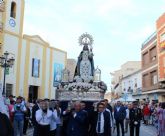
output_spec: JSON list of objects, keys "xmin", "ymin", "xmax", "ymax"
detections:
[
  {"xmin": 0, "ymin": 22, "xmax": 3, "ymax": 32},
  {"xmin": 0, "ymin": 1, "xmax": 5, "ymax": 12}
]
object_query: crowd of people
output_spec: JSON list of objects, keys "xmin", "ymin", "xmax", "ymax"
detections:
[
  {"xmin": 0, "ymin": 95, "xmax": 165, "ymax": 136},
  {"xmin": 142, "ymin": 102, "xmax": 165, "ymax": 136}
]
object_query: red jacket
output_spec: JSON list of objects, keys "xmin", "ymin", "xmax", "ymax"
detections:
[{"xmin": 143, "ymin": 106, "xmax": 150, "ymax": 116}]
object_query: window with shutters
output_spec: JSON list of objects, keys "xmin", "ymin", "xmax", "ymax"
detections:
[
  {"xmin": 150, "ymin": 71, "xmax": 157, "ymax": 85},
  {"xmin": 150, "ymin": 46, "xmax": 157, "ymax": 62}
]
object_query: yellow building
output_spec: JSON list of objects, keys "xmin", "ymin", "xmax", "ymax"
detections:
[{"xmin": 0, "ymin": 0, "xmax": 67, "ymax": 101}]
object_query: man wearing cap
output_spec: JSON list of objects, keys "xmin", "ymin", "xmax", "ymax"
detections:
[{"xmin": 129, "ymin": 102, "xmax": 142, "ymax": 136}]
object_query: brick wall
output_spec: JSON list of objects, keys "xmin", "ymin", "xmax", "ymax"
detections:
[{"xmin": 141, "ymin": 34, "xmax": 159, "ymax": 92}]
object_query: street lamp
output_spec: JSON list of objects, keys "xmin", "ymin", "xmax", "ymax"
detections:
[{"xmin": 0, "ymin": 51, "xmax": 15, "ymax": 96}]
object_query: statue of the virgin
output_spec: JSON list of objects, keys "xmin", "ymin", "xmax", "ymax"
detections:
[{"xmin": 74, "ymin": 45, "xmax": 94, "ymax": 82}]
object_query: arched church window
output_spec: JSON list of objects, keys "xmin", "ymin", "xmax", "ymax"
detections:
[{"xmin": 10, "ymin": 1, "xmax": 16, "ymax": 18}]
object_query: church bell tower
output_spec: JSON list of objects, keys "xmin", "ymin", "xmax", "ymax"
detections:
[{"xmin": 3, "ymin": 0, "xmax": 25, "ymax": 36}]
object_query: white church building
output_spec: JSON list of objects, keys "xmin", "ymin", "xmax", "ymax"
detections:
[{"xmin": 0, "ymin": 0, "xmax": 67, "ymax": 101}]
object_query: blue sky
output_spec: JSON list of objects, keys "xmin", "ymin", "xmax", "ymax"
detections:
[{"xmin": 23, "ymin": 0, "xmax": 165, "ymax": 89}]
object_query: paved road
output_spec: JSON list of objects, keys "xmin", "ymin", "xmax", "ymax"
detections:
[
  {"xmin": 112, "ymin": 124, "xmax": 157, "ymax": 136},
  {"xmin": 27, "ymin": 124, "xmax": 157, "ymax": 136},
  {"xmin": 27, "ymin": 128, "xmax": 33, "ymax": 136}
]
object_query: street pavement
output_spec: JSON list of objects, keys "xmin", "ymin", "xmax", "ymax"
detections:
[
  {"xmin": 112, "ymin": 124, "xmax": 157, "ymax": 136},
  {"xmin": 27, "ymin": 128, "xmax": 33, "ymax": 136},
  {"xmin": 27, "ymin": 124, "xmax": 157, "ymax": 136}
]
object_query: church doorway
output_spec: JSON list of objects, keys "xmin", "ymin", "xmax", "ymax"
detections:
[{"xmin": 28, "ymin": 86, "xmax": 38, "ymax": 103}]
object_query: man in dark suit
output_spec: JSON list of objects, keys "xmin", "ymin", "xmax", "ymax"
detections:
[
  {"xmin": 88, "ymin": 103, "xmax": 98, "ymax": 136},
  {"xmin": 104, "ymin": 99, "xmax": 113, "ymax": 113},
  {"xmin": 66, "ymin": 101, "xmax": 87, "ymax": 136},
  {"xmin": 81, "ymin": 102, "xmax": 89, "ymax": 134},
  {"xmin": 32, "ymin": 99, "xmax": 41, "ymax": 136},
  {"xmin": 129, "ymin": 102, "xmax": 142, "ymax": 136},
  {"xmin": 101, "ymin": 100, "xmax": 114, "ymax": 129},
  {"xmin": 95, "ymin": 102, "xmax": 111, "ymax": 136},
  {"xmin": 114, "ymin": 101, "xmax": 126, "ymax": 136}
]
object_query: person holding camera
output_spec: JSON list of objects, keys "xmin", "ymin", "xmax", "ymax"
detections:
[
  {"xmin": 12, "ymin": 97, "xmax": 27, "ymax": 136},
  {"xmin": 129, "ymin": 101, "xmax": 142, "ymax": 136}
]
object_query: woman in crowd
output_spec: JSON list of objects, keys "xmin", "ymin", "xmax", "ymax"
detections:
[
  {"xmin": 156, "ymin": 102, "xmax": 165, "ymax": 136},
  {"xmin": 143, "ymin": 103, "xmax": 150, "ymax": 125},
  {"xmin": 152, "ymin": 104, "xmax": 158, "ymax": 130},
  {"xmin": 8, "ymin": 100, "xmax": 15, "ymax": 124}
]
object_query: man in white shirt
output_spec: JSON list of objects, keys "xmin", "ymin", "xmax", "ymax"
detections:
[
  {"xmin": 125, "ymin": 104, "xmax": 131, "ymax": 133},
  {"xmin": 36, "ymin": 100, "xmax": 56, "ymax": 136}
]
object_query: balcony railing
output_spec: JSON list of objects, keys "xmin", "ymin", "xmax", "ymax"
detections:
[
  {"xmin": 0, "ymin": 22, "xmax": 3, "ymax": 32},
  {"xmin": 141, "ymin": 32, "xmax": 156, "ymax": 48},
  {"xmin": 0, "ymin": 1, "xmax": 5, "ymax": 12}
]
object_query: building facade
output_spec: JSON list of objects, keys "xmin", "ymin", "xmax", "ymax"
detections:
[
  {"xmin": 141, "ymin": 32, "xmax": 160, "ymax": 102},
  {"xmin": 0, "ymin": 0, "xmax": 67, "ymax": 101},
  {"xmin": 110, "ymin": 69, "xmax": 122, "ymax": 98},
  {"xmin": 122, "ymin": 70, "xmax": 142, "ymax": 101},
  {"xmin": 141, "ymin": 13, "xmax": 165, "ymax": 102},
  {"xmin": 111, "ymin": 61, "xmax": 141, "ymax": 98},
  {"xmin": 157, "ymin": 13, "xmax": 165, "ymax": 102},
  {"xmin": 157, "ymin": 13, "xmax": 165, "ymax": 82},
  {"xmin": 104, "ymin": 92, "xmax": 111, "ymax": 101}
]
